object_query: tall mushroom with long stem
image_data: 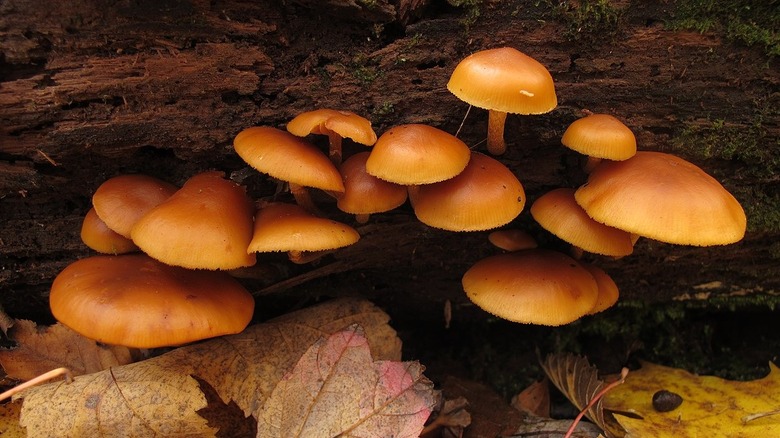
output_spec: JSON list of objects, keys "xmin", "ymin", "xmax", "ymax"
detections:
[{"xmin": 447, "ymin": 47, "xmax": 557, "ymax": 155}]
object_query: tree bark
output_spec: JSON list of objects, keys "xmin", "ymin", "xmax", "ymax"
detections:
[{"xmin": 1, "ymin": 0, "xmax": 778, "ymax": 322}]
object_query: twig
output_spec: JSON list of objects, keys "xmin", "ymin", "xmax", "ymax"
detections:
[
  {"xmin": 742, "ymin": 409, "xmax": 780, "ymax": 424},
  {"xmin": 0, "ymin": 367, "xmax": 73, "ymax": 402},
  {"xmin": 564, "ymin": 367, "xmax": 629, "ymax": 438},
  {"xmin": 454, "ymin": 105, "xmax": 472, "ymax": 138}
]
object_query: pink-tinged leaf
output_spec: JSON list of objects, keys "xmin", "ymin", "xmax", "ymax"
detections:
[{"xmin": 258, "ymin": 324, "xmax": 438, "ymax": 438}]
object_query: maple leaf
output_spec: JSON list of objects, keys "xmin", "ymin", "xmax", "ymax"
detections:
[
  {"xmin": 602, "ymin": 361, "xmax": 780, "ymax": 437},
  {"xmin": 16, "ymin": 298, "xmax": 408, "ymax": 436},
  {"xmin": 0, "ymin": 321, "xmax": 136, "ymax": 380},
  {"xmin": 258, "ymin": 324, "xmax": 437, "ymax": 437}
]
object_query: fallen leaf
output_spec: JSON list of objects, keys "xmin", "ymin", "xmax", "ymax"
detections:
[
  {"xmin": 18, "ymin": 298, "xmax": 403, "ymax": 436},
  {"xmin": 540, "ymin": 353, "xmax": 614, "ymax": 434},
  {"xmin": 602, "ymin": 361, "xmax": 780, "ymax": 438},
  {"xmin": 0, "ymin": 399, "xmax": 25, "ymax": 437},
  {"xmin": 420, "ymin": 396, "xmax": 471, "ymax": 438},
  {"xmin": 511, "ymin": 415, "xmax": 604, "ymax": 438},
  {"xmin": 0, "ymin": 306, "xmax": 15, "ymax": 335},
  {"xmin": 258, "ymin": 324, "xmax": 437, "ymax": 437},
  {"xmin": 511, "ymin": 378, "xmax": 551, "ymax": 417},
  {"xmin": 0, "ymin": 321, "xmax": 137, "ymax": 380}
]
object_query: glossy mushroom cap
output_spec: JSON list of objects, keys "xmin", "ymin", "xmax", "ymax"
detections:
[
  {"xmin": 337, "ymin": 152, "xmax": 408, "ymax": 221},
  {"xmin": 92, "ymin": 174, "xmax": 178, "ymax": 238},
  {"xmin": 408, "ymin": 152, "xmax": 525, "ymax": 231},
  {"xmin": 530, "ymin": 188, "xmax": 634, "ymax": 257},
  {"xmin": 561, "ymin": 114, "xmax": 637, "ymax": 161},
  {"xmin": 574, "ymin": 151, "xmax": 747, "ymax": 246},
  {"xmin": 462, "ymin": 249, "xmax": 599, "ymax": 326},
  {"xmin": 582, "ymin": 263, "xmax": 620, "ymax": 315},
  {"xmin": 447, "ymin": 47, "xmax": 558, "ymax": 115},
  {"xmin": 488, "ymin": 229, "xmax": 538, "ymax": 252},
  {"xmin": 248, "ymin": 202, "xmax": 360, "ymax": 254},
  {"xmin": 233, "ymin": 126, "xmax": 345, "ymax": 193},
  {"xmin": 130, "ymin": 171, "xmax": 257, "ymax": 270},
  {"xmin": 287, "ymin": 109, "xmax": 377, "ymax": 146},
  {"xmin": 365, "ymin": 124, "xmax": 471, "ymax": 185},
  {"xmin": 81, "ymin": 207, "xmax": 138, "ymax": 255},
  {"xmin": 50, "ymin": 254, "xmax": 255, "ymax": 348}
]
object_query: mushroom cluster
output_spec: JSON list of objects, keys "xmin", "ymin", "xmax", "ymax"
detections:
[{"xmin": 55, "ymin": 45, "xmax": 747, "ymax": 348}]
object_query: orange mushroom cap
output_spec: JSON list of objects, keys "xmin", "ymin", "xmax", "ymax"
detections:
[
  {"xmin": 561, "ymin": 113, "xmax": 636, "ymax": 161},
  {"xmin": 81, "ymin": 207, "xmax": 139, "ymax": 255},
  {"xmin": 337, "ymin": 152, "xmax": 408, "ymax": 220},
  {"xmin": 233, "ymin": 126, "xmax": 344, "ymax": 193},
  {"xmin": 287, "ymin": 109, "xmax": 377, "ymax": 146},
  {"xmin": 130, "ymin": 171, "xmax": 256, "ymax": 270},
  {"xmin": 408, "ymin": 152, "xmax": 525, "ymax": 231},
  {"xmin": 365, "ymin": 124, "xmax": 471, "ymax": 185},
  {"xmin": 247, "ymin": 202, "xmax": 360, "ymax": 254},
  {"xmin": 530, "ymin": 187, "xmax": 634, "ymax": 257},
  {"xmin": 582, "ymin": 263, "xmax": 620, "ymax": 315},
  {"xmin": 487, "ymin": 229, "xmax": 538, "ymax": 252},
  {"xmin": 49, "ymin": 254, "xmax": 255, "ymax": 348},
  {"xmin": 447, "ymin": 47, "xmax": 558, "ymax": 115},
  {"xmin": 462, "ymin": 249, "xmax": 599, "ymax": 326},
  {"xmin": 92, "ymin": 174, "xmax": 177, "ymax": 238},
  {"xmin": 574, "ymin": 151, "xmax": 747, "ymax": 246}
]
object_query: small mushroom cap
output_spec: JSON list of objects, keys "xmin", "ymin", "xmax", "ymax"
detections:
[
  {"xmin": 487, "ymin": 229, "xmax": 538, "ymax": 252},
  {"xmin": 575, "ymin": 151, "xmax": 747, "ymax": 246},
  {"xmin": 337, "ymin": 152, "xmax": 408, "ymax": 215},
  {"xmin": 462, "ymin": 249, "xmax": 599, "ymax": 326},
  {"xmin": 408, "ymin": 152, "xmax": 525, "ymax": 231},
  {"xmin": 233, "ymin": 126, "xmax": 345, "ymax": 192},
  {"xmin": 248, "ymin": 202, "xmax": 360, "ymax": 253},
  {"xmin": 447, "ymin": 47, "xmax": 557, "ymax": 115},
  {"xmin": 81, "ymin": 207, "xmax": 139, "ymax": 255},
  {"xmin": 287, "ymin": 109, "xmax": 377, "ymax": 146},
  {"xmin": 92, "ymin": 174, "xmax": 178, "ymax": 238},
  {"xmin": 131, "ymin": 171, "xmax": 257, "ymax": 270},
  {"xmin": 49, "ymin": 254, "xmax": 255, "ymax": 348},
  {"xmin": 561, "ymin": 114, "xmax": 637, "ymax": 160},
  {"xmin": 365, "ymin": 124, "xmax": 471, "ymax": 185},
  {"xmin": 530, "ymin": 188, "xmax": 634, "ymax": 257},
  {"xmin": 582, "ymin": 263, "xmax": 620, "ymax": 314}
]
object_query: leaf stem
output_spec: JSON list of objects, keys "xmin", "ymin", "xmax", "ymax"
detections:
[{"xmin": 564, "ymin": 367, "xmax": 629, "ymax": 438}]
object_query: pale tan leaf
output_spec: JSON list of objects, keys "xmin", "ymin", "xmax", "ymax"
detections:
[
  {"xmin": 540, "ymin": 353, "xmax": 611, "ymax": 434},
  {"xmin": 257, "ymin": 325, "xmax": 437, "ymax": 438},
  {"xmin": 19, "ymin": 353, "xmax": 214, "ymax": 437},
  {"xmin": 18, "ymin": 298, "xmax": 400, "ymax": 436},
  {"xmin": 0, "ymin": 399, "xmax": 25, "ymax": 437},
  {"xmin": 0, "ymin": 321, "xmax": 136, "ymax": 380}
]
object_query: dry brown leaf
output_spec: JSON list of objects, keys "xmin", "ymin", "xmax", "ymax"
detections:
[
  {"xmin": 258, "ymin": 325, "xmax": 437, "ymax": 437},
  {"xmin": 540, "ymin": 353, "xmax": 611, "ymax": 434},
  {"xmin": 421, "ymin": 396, "xmax": 471, "ymax": 438},
  {"xmin": 0, "ymin": 399, "xmax": 25, "ymax": 438},
  {"xmin": 511, "ymin": 378, "xmax": 551, "ymax": 417},
  {"xmin": 510, "ymin": 415, "xmax": 604, "ymax": 437},
  {"xmin": 0, "ymin": 307, "xmax": 15, "ymax": 335},
  {"xmin": 18, "ymin": 298, "xmax": 401, "ymax": 436},
  {"xmin": 0, "ymin": 320, "xmax": 137, "ymax": 380}
]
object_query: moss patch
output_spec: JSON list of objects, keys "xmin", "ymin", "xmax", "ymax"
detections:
[
  {"xmin": 668, "ymin": 0, "xmax": 780, "ymax": 58},
  {"xmin": 549, "ymin": 0, "xmax": 624, "ymax": 42}
]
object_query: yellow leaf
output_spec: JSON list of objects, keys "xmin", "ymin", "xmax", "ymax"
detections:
[{"xmin": 603, "ymin": 362, "xmax": 780, "ymax": 437}]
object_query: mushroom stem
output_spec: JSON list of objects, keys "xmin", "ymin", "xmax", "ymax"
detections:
[
  {"xmin": 583, "ymin": 156, "xmax": 603, "ymax": 173},
  {"xmin": 0, "ymin": 367, "xmax": 73, "ymax": 402},
  {"xmin": 289, "ymin": 182, "xmax": 322, "ymax": 215},
  {"xmin": 288, "ymin": 249, "xmax": 334, "ymax": 264},
  {"xmin": 354, "ymin": 213, "xmax": 370, "ymax": 224},
  {"xmin": 486, "ymin": 110, "xmax": 508, "ymax": 155},
  {"xmin": 326, "ymin": 131, "xmax": 344, "ymax": 165}
]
